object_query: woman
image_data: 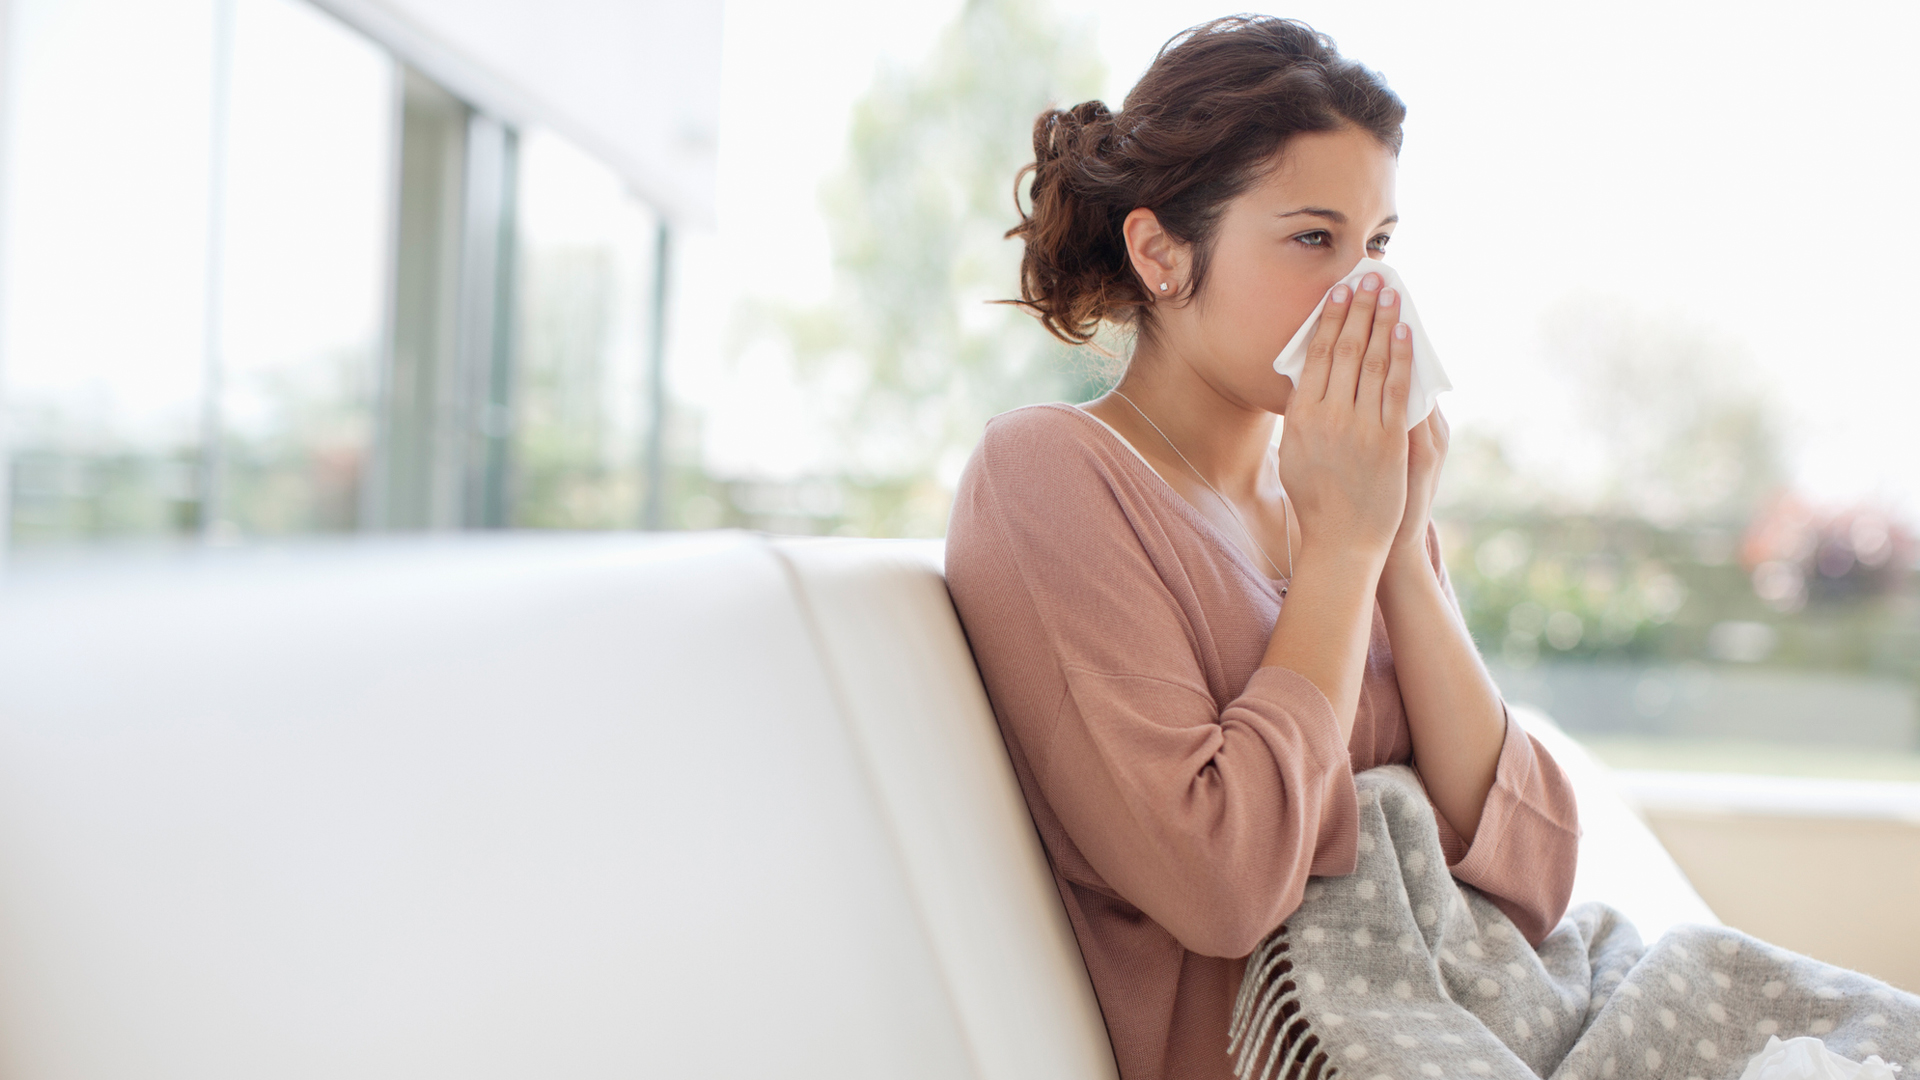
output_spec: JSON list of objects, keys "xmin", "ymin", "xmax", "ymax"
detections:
[{"xmin": 943, "ymin": 17, "xmax": 1580, "ymax": 1079}]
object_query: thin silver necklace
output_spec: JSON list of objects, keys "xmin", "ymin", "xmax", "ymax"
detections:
[{"xmin": 1110, "ymin": 390, "xmax": 1294, "ymax": 594}]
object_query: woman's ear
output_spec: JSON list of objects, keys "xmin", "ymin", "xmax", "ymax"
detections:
[{"xmin": 1123, "ymin": 207, "xmax": 1188, "ymax": 300}]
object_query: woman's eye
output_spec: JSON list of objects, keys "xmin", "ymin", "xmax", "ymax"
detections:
[
  {"xmin": 1294, "ymin": 231, "xmax": 1331, "ymax": 248},
  {"xmin": 1369, "ymin": 234, "xmax": 1392, "ymax": 253}
]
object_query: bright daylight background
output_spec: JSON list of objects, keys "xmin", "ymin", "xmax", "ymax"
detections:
[
  {"xmin": 2, "ymin": 0, "xmax": 1917, "ymax": 782},
  {"xmin": 685, "ymin": 0, "xmax": 1920, "ymax": 780}
]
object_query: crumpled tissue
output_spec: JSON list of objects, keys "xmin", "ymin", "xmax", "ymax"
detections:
[
  {"xmin": 1271, "ymin": 257, "xmax": 1450, "ymax": 431},
  {"xmin": 1739, "ymin": 1035, "xmax": 1904, "ymax": 1080}
]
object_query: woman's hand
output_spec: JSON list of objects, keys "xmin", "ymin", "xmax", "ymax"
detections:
[
  {"xmin": 1262, "ymin": 271, "xmax": 1414, "ymax": 734},
  {"xmin": 1382, "ymin": 407, "xmax": 1450, "ymax": 587},
  {"xmin": 1277, "ymin": 271, "xmax": 1413, "ymax": 566}
]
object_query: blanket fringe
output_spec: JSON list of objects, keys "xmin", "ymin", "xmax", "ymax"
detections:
[{"xmin": 1228, "ymin": 926, "xmax": 1335, "ymax": 1080}]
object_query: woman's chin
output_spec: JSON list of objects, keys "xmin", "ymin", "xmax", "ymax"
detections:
[{"xmin": 1265, "ymin": 379, "xmax": 1295, "ymax": 417}]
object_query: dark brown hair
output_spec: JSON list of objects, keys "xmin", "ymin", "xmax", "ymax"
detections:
[{"xmin": 1006, "ymin": 16, "xmax": 1405, "ymax": 346}]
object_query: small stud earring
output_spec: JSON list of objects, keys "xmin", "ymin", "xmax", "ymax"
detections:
[{"xmin": 1159, "ymin": 282, "xmax": 1170, "ymax": 292}]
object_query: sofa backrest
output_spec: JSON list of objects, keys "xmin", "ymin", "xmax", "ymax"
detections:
[
  {"xmin": 0, "ymin": 533, "xmax": 1116, "ymax": 1079},
  {"xmin": 771, "ymin": 538, "xmax": 1118, "ymax": 1080}
]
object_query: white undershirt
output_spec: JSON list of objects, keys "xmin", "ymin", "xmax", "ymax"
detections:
[{"xmin": 1070, "ymin": 403, "xmax": 1158, "ymax": 472}]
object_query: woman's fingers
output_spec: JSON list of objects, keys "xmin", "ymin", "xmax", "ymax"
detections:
[
  {"xmin": 1327, "ymin": 272, "xmax": 1384, "ymax": 405},
  {"xmin": 1355, "ymin": 284, "xmax": 1401, "ymax": 420},
  {"xmin": 1296, "ymin": 283, "xmax": 1351, "ymax": 401},
  {"xmin": 1382, "ymin": 317, "xmax": 1414, "ymax": 432}
]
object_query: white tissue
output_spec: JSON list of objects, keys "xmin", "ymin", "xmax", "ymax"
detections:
[
  {"xmin": 1271, "ymin": 257, "xmax": 1449, "ymax": 431},
  {"xmin": 1739, "ymin": 1035, "xmax": 1903, "ymax": 1080}
]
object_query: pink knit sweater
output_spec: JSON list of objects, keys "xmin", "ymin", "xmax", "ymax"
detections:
[{"xmin": 944, "ymin": 403, "xmax": 1579, "ymax": 1080}]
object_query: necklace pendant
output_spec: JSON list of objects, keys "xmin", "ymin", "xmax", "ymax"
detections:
[{"xmin": 1279, "ymin": 584, "xmax": 1288, "ymax": 597}]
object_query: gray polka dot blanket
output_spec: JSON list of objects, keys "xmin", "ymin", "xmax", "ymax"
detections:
[{"xmin": 1230, "ymin": 766, "xmax": 1919, "ymax": 1079}]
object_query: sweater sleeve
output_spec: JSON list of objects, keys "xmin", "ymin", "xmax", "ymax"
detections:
[
  {"xmin": 1423, "ymin": 525, "xmax": 1581, "ymax": 945},
  {"xmin": 946, "ymin": 412, "xmax": 1359, "ymax": 960}
]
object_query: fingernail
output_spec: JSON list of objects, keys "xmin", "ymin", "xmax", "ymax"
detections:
[
  {"xmin": 1379, "ymin": 287, "xmax": 1397, "ymax": 308},
  {"xmin": 1394, "ymin": 322, "xmax": 1410, "ymax": 340},
  {"xmin": 1361, "ymin": 273, "xmax": 1381, "ymax": 292},
  {"xmin": 1331, "ymin": 284, "xmax": 1351, "ymax": 303}
]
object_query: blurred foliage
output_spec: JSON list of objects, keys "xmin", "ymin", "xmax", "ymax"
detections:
[
  {"xmin": 219, "ymin": 346, "xmax": 373, "ymax": 535},
  {"xmin": 8, "ymin": 344, "xmax": 373, "ymax": 544},
  {"xmin": 1540, "ymin": 298, "xmax": 1786, "ymax": 526},
  {"xmin": 512, "ymin": 246, "xmax": 644, "ymax": 529},
  {"xmin": 1441, "ymin": 511, "xmax": 1920, "ymax": 684},
  {"xmin": 7, "ymin": 438, "xmax": 202, "ymax": 542},
  {"xmin": 717, "ymin": 0, "xmax": 1110, "ymax": 536},
  {"xmin": 1437, "ymin": 303, "xmax": 1919, "ymax": 688}
]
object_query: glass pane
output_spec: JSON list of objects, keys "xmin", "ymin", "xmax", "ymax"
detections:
[
  {"xmin": 369, "ymin": 67, "xmax": 467, "ymax": 531},
  {"xmin": 217, "ymin": 0, "xmax": 393, "ymax": 537},
  {"xmin": 3, "ymin": 0, "xmax": 215, "ymax": 546},
  {"xmin": 509, "ymin": 130, "xmax": 660, "ymax": 529}
]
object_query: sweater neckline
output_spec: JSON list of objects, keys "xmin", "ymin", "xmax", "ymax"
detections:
[{"xmin": 1057, "ymin": 402, "xmax": 1287, "ymax": 594}]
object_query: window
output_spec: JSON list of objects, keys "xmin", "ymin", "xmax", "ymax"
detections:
[
  {"xmin": 509, "ymin": 130, "xmax": 664, "ymax": 530},
  {"xmin": 217, "ymin": 0, "xmax": 392, "ymax": 536},
  {"xmin": 4, "ymin": 0, "xmax": 220, "ymax": 544},
  {"xmin": 1, "ymin": 0, "xmax": 678, "ymax": 546}
]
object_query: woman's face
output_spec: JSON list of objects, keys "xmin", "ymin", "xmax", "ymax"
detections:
[{"xmin": 1152, "ymin": 127, "xmax": 1399, "ymax": 415}]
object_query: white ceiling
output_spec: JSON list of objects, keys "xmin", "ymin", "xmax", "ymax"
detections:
[{"xmin": 311, "ymin": 0, "xmax": 722, "ymax": 225}]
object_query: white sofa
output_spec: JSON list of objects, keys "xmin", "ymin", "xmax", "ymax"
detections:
[{"xmin": 0, "ymin": 531, "xmax": 1714, "ymax": 1079}]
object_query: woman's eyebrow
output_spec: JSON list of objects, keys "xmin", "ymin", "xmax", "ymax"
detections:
[
  {"xmin": 1274, "ymin": 209, "xmax": 1400, "ymax": 227},
  {"xmin": 1276, "ymin": 206, "xmax": 1347, "ymax": 223}
]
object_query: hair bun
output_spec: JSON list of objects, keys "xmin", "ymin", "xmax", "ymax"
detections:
[{"xmin": 1036, "ymin": 100, "xmax": 1114, "ymax": 167}]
